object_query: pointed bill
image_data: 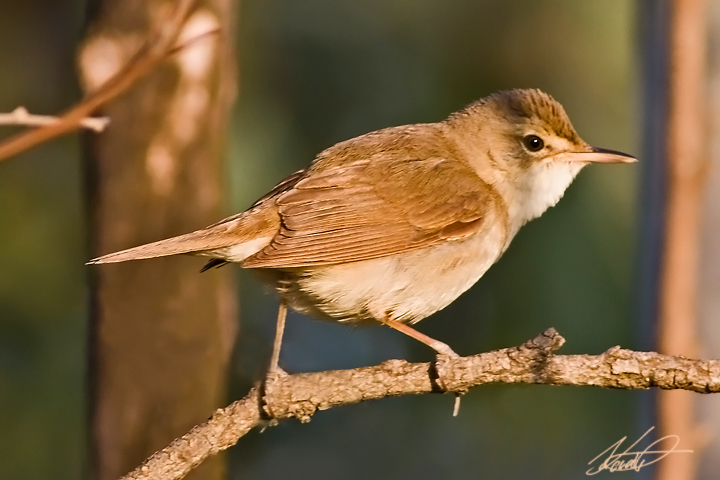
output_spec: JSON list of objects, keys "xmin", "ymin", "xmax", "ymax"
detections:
[{"xmin": 557, "ymin": 146, "xmax": 636, "ymax": 164}]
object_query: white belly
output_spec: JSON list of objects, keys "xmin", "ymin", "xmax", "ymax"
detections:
[{"xmin": 274, "ymin": 221, "xmax": 507, "ymax": 325}]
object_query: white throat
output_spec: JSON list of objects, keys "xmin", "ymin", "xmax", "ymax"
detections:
[{"xmin": 505, "ymin": 161, "xmax": 584, "ymax": 235}]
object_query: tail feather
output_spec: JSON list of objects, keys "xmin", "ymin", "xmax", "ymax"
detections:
[
  {"xmin": 87, "ymin": 228, "xmax": 247, "ymax": 265},
  {"xmin": 88, "ymin": 193, "xmax": 282, "ymax": 266},
  {"xmin": 199, "ymin": 258, "xmax": 229, "ymax": 272}
]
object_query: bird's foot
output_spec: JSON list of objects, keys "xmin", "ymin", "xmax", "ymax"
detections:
[
  {"xmin": 433, "ymin": 350, "xmax": 465, "ymax": 417},
  {"xmin": 379, "ymin": 317, "xmax": 464, "ymax": 415},
  {"xmin": 433, "ymin": 350, "xmax": 459, "ymax": 391},
  {"xmin": 260, "ymin": 366, "xmax": 289, "ymax": 426}
]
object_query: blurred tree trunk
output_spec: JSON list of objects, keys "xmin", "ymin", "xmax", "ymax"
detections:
[
  {"xmin": 652, "ymin": 0, "xmax": 708, "ymax": 479},
  {"xmin": 78, "ymin": 2, "xmax": 237, "ymax": 480},
  {"xmin": 697, "ymin": 2, "xmax": 720, "ymax": 479},
  {"xmin": 639, "ymin": 1, "xmax": 710, "ymax": 479}
]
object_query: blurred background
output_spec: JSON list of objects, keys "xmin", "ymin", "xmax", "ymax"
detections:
[{"xmin": 0, "ymin": 0, "xmax": 648, "ymax": 479}]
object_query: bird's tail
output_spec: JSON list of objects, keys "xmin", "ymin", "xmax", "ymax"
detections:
[
  {"xmin": 86, "ymin": 227, "xmax": 248, "ymax": 265},
  {"xmin": 87, "ymin": 172, "xmax": 296, "ymax": 267}
]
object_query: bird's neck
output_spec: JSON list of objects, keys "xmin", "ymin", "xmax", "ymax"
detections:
[
  {"xmin": 495, "ymin": 161, "xmax": 585, "ymax": 236},
  {"xmin": 440, "ymin": 120, "xmax": 584, "ymax": 238}
]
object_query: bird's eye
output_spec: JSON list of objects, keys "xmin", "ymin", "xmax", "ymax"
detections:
[{"xmin": 522, "ymin": 134, "xmax": 545, "ymax": 152}]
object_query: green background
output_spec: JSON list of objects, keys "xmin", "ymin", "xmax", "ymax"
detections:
[{"xmin": 0, "ymin": 1, "xmax": 643, "ymax": 479}]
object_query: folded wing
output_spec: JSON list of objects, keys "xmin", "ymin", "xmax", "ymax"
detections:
[{"xmin": 243, "ymin": 155, "xmax": 503, "ymax": 268}]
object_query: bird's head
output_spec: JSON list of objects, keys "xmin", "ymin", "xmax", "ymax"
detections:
[{"xmin": 446, "ymin": 88, "xmax": 635, "ymax": 229}]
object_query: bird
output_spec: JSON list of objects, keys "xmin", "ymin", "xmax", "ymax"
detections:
[{"xmin": 88, "ymin": 88, "xmax": 635, "ymax": 381}]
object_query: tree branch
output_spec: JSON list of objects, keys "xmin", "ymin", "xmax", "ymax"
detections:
[
  {"xmin": 0, "ymin": 0, "xmax": 198, "ymax": 163},
  {"xmin": 118, "ymin": 328, "xmax": 720, "ymax": 480},
  {"xmin": 0, "ymin": 107, "xmax": 110, "ymax": 132}
]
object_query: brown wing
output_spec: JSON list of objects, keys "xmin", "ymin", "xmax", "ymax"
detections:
[
  {"xmin": 204, "ymin": 169, "xmax": 305, "ymax": 229},
  {"xmin": 242, "ymin": 156, "xmax": 503, "ymax": 268}
]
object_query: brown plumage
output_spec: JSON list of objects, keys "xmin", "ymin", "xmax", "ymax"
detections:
[{"xmin": 88, "ymin": 88, "xmax": 635, "ymax": 366}]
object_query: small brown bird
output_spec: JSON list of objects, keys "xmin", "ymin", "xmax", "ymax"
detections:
[{"xmin": 88, "ymin": 88, "xmax": 635, "ymax": 378}]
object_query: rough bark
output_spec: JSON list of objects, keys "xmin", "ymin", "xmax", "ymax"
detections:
[{"xmin": 116, "ymin": 329, "xmax": 720, "ymax": 480}]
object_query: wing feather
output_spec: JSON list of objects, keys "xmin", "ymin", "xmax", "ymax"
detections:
[{"xmin": 243, "ymin": 155, "xmax": 503, "ymax": 268}]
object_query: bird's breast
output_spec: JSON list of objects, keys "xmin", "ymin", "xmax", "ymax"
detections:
[{"xmin": 274, "ymin": 219, "xmax": 508, "ymax": 325}]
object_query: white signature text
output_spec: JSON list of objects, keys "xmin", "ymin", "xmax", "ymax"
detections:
[{"xmin": 586, "ymin": 426, "xmax": 693, "ymax": 475}]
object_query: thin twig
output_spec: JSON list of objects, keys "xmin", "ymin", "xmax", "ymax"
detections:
[
  {"xmin": 118, "ymin": 328, "xmax": 720, "ymax": 480},
  {"xmin": 0, "ymin": 0, "xmax": 198, "ymax": 163},
  {"xmin": 0, "ymin": 107, "xmax": 110, "ymax": 133},
  {"xmin": 167, "ymin": 27, "xmax": 221, "ymax": 56}
]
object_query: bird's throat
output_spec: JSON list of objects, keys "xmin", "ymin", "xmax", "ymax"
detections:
[{"xmin": 505, "ymin": 161, "xmax": 585, "ymax": 234}]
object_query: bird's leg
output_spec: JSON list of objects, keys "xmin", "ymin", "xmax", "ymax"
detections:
[
  {"xmin": 382, "ymin": 317, "xmax": 463, "ymax": 415},
  {"xmin": 381, "ymin": 317, "xmax": 458, "ymax": 357},
  {"xmin": 268, "ymin": 300, "xmax": 288, "ymax": 377},
  {"xmin": 262, "ymin": 301, "xmax": 288, "ymax": 422}
]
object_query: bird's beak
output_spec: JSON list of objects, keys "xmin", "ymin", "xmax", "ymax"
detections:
[{"xmin": 557, "ymin": 146, "xmax": 637, "ymax": 164}]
